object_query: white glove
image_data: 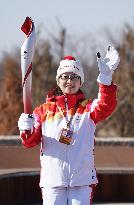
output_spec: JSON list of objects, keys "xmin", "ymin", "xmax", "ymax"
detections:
[
  {"xmin": 18, "ymin": 113, "xmax": 35, "ymax": 131},
  {"xmin": 97, "ymin": 46, "xmax": 120, "ymax": 85}
]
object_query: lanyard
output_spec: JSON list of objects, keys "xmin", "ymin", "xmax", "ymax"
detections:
[{"xmin": 56, "ymin": 97, "xmax": 79, "ymax": 129}]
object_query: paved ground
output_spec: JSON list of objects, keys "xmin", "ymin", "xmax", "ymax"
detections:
[
  {"xmin": 0, "ymin": 145, "xmax": 134, "ymax": 174},
  {"xmin": 0, "ymin": 140, "xmax": 134, "ymax": 205}
]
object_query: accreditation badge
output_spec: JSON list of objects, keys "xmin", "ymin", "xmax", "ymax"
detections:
[{"xmin": 59, "ymin": 128, "xmax": 73, "ymax": 145}]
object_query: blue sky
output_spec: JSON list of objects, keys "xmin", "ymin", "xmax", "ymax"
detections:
[{"xmin": 1, "ymin": 0, "xmax": 134, "ymax": 57}]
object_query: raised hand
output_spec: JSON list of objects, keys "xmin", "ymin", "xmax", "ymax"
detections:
[{"xmin": 97, "ymin": 46, "xmax": 120, "ymax": 85}]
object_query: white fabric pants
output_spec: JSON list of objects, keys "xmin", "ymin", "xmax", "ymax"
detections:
[{"xmin": 41, "ymin": 185, "xmax": 92, "ymax": 205}]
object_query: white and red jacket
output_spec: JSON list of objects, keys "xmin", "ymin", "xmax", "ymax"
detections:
[{"xmin": 21, "ymin": 83, "xmax": 117, "ymax": 188}]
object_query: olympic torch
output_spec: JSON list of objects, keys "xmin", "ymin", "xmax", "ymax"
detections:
[{"xmin": 21, "ymin": 17, "xmax": 36, "ymax": 114}]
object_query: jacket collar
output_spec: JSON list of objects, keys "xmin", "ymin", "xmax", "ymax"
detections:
[{"xmin": 47, "ymin": 90, "xmax": 85, "ymax": 110}]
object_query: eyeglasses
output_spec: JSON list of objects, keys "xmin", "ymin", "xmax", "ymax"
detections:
[{"xmin": 60, "ymin": 74, "xmax": 80, "ymax": 81}]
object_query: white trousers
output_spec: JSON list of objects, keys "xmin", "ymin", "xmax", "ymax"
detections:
[{"xmin": 41, "ymin": 185, "xmax": 92, "ymax": 205}]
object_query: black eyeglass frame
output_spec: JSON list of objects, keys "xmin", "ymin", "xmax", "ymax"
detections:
[{"xmin": 59, "ymin": 74, "xmax": 81, "ymax": 81}]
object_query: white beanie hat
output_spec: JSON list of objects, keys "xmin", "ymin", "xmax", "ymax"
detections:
[{"xmin": 56, "ymin": 56, "xmax": 84, "ymax": 85}]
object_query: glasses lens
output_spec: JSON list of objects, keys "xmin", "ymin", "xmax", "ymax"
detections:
[{"xmin": 60, "ymin": 75, "xmax": 80, "ymax": 81}]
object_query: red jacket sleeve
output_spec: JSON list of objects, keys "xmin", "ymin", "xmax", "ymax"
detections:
[
  {"xmin": 20, "ymin": 126, "xmax": 42, "ymax": 148},
  {"xmin": 90, "ymin": 83, "xmax": 117, "ymax": 124}
]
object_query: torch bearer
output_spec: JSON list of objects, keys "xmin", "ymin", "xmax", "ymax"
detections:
[{"xmin": 21, "ymin": 17, "xmax": 36, "ymax": 114}]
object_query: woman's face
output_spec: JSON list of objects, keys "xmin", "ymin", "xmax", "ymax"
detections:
[{"xmin": 58, "ymin": 72, "xmax": 81, "ymax": 94}]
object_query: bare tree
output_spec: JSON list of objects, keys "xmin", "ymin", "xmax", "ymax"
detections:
[
  {"xmin": 0, "ymin": 53, "xmax": 22, "ymax": 135},
  {"xmin": 96, "ymin": 24, "xmax": 134, "ymax": 138},
  {"xmin": 0, "ymin": 22, "xmax": 133, "ymax": 137}
]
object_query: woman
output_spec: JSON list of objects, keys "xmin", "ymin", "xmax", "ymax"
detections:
[{"xmin": 18, "ymin": 46, "xmax": 120, "ymax": 205}]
